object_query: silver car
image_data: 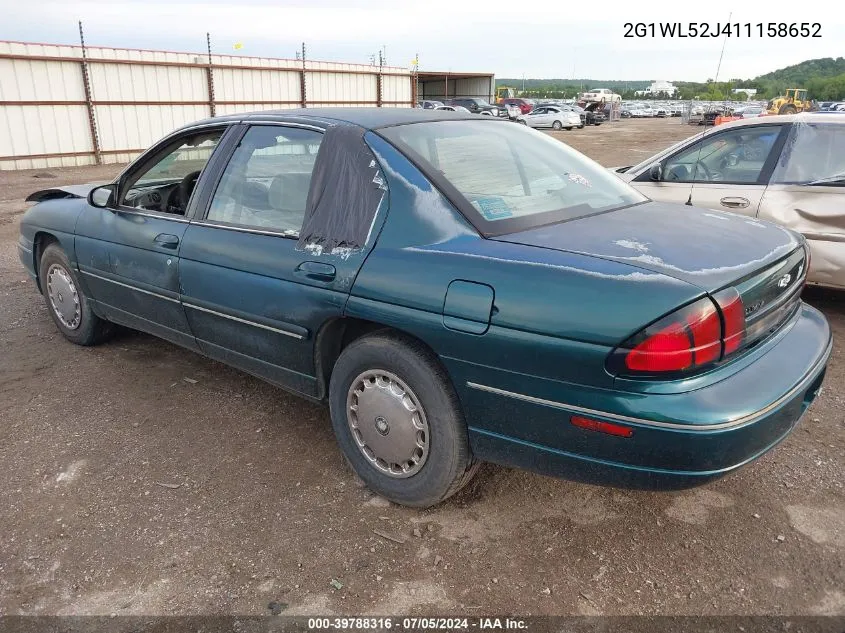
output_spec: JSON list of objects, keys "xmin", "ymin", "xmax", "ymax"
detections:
[
  {"xmin": 612, "ymin": 113, "xmax": 845, "ymax": 289},
  {"xmin": 517, "ymin": 105, "xmax": 582, "ymax": 130}
]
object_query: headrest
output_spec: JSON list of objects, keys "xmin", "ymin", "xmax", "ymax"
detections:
[{"xmin": 269, "ymin": 173, "xmax": 312, "ymax": 212}]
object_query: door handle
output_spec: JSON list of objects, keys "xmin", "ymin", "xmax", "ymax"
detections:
[
  {"xmin": 295, "ymin": 261, "xmax": 336, "ymax": 281},
  {"xmin": 720, "ymin": 197, "xmax": 750, "ymax": 209},
  {"xmin": 154, "ymin": 233, "xmax": 180, "ymax": 248}
]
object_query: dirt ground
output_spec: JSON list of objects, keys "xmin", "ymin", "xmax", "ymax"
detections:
[{"xmin": 1, "ymin": 119, "xmax": 843, "ymax": 617}]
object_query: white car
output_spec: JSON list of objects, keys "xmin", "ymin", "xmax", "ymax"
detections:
[
  {"xmin": 434, "ymin": 105, "xmax": 471, "ymax": 113},
  {"xmin": 517, "ymin": 105, "xmax": 582, "ymax": 130},
  {"xmin": 610, "ymin": 113, "xmax": 845, "ymax": 288},
  {"xmin": 581, "ymin": 88, "xmax": 622, "ymax": 103}
]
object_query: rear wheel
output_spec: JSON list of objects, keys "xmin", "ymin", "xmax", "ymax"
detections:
[
  {"xmin": 518, "ymin": 119, "xmax": 527, "ymax": 125},
  {"xmin": 779, "ymin": 104, "xmax": 797, "ymax": 115},
  {"xmin": 39, "ymin": 243, "xmax": 112, "ymax": 346},
  {"xmin": 552, "ymin": 120, "xmax": 562, "ymax": 130},
  {"xmin": 329, "ymin": 332, "xmax": 478, "ymax": 508}
]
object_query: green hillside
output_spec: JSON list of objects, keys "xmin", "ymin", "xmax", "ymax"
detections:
[{"xmin": 756, "ymin": 57, "xmax": 845, "ymax": 83}]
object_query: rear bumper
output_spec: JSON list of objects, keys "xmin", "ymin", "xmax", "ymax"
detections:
[{"xmin": 454, "ymin": 303, "xmax": 831, "ymax": 487}]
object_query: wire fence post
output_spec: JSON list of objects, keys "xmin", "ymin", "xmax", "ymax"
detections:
[
  {"xmin": 206, "ymin": 33, "xmax": 216, "ymax": 117},
  {"xmin": 410, "ymin": 53, "xmax": 419, "ymax": 107},
  {"xmin": 78, "ymin": 21, "xmax": 101, "ymax": 165},
  {"xmin": 377, "ymin": 50, "xmax": 383, "ymax": 107},
  {"xmin": 300, "ymin": 42, "xmax": 307, "ymax": 108}
]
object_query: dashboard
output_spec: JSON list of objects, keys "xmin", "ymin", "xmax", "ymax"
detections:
[{"xmin": 123, "ymin": 183, "xmax": 180, "ymax": 214}]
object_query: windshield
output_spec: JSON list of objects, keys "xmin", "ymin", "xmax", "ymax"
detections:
[{"xmin": 381, "ymin": 120, "xmax": 646, "ymax": 236}]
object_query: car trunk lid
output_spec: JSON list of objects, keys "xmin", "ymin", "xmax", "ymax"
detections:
[
  {"xmin": 492, "ymin": 201, "xmax": 802, "ymax": 292},
  {"xmin": 494, "ymin": 200, "xmax": 807, "ymax": 350}
]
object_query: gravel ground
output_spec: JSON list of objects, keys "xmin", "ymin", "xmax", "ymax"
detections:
[{"xmin": 0, "ymin": 119, "xmax": 843, "ymax": 617}]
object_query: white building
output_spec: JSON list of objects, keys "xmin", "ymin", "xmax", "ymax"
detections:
[
  {"xmin": 733, "ymin": 88, "xmax": 758, "ymax": 98},
  {"xmin": 635, "ymin": 80, "xmax": 678, "ymax": 97}
]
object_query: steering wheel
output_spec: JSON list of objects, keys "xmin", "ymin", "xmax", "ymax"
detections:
[
  {"xmin": 692, "ymin": 162, "xmax": 715, "ymax": 182},
  {"xmin": 166, "ymin": 170, "xmax": 201, "ymax": 214}
]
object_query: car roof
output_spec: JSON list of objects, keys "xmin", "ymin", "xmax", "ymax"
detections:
[
  {"xmin": 177, "ymin": 107, "xmax": 478, "ymax": 132},
  {"xmin": 716, "ymin": 112, "xmax": 845, "ymax": 130}
]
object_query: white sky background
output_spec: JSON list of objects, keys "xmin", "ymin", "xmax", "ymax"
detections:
[{"xmin": 1, "ymin": 0, "xmax": 843, "ymax": 81}]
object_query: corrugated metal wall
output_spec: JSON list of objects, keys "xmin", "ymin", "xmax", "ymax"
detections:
[{"xmin": 0, "ymin": 41, "xmax": 413, "ymax": 170}]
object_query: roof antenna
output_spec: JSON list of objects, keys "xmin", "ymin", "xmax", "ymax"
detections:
[{"xmin": 688, "ymin": 11, "xmax": 731, "ymax": 206}]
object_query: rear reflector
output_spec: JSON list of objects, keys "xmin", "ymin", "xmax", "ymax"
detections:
[{"xmin": 571, "ymin": 416, "xmax": 634, "ymax": 438}]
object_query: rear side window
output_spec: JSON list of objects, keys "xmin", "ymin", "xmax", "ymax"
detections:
[
  {"xmin": 381, "ymin": 119, "xmax": 645, "ymax": 236},
  {"xmin": 771, "ymin": 124, "xmax": 845, "ymax": 185},
  {"xmin": 206, "ymin": 126, "xmax": 322, "ymax": 235}
]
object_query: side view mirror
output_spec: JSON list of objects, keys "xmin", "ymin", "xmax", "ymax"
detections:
[
  {"xmin": 88, "ymin": 184, "xmax": 117, "ymax": 210},
  {"xmin": 648, "ymin": 163, "xmax": 663, "ymax": 181}
]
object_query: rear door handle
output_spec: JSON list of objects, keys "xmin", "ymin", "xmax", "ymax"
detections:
[
  {"xmin": 295, "ymin": 261, "xmax": 336, "ymax": 281},
  {"xmin": 720, "ymin": 197, "xmax": 750, "ymax": 209},
  {"xmin": 154, "ymin": 233, "xmax": 180, "ymax": 248}
]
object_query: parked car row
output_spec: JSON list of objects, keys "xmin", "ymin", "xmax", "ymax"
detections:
[
  {"xmin": 416, "ymin": 97, "xmax": 611, "ymax": 131},
  {"xmin": 417, "ymin": 99, "xmax": 500, "ymax": 116},
  {"xmin": 818, "ymin": 101, "xmax": 845, "ymax": 112}
]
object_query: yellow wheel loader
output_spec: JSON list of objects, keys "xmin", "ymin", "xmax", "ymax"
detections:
[{"xmin": 766, "ymin": 89, "xmax": 813, "ymax": 115}]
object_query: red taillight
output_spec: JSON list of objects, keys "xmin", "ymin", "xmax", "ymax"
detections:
[
  {"xmin": 624, "ymin": 298, "xmax": 721, "ymax": 373},
  {"xmin": 615, "ymin": 291, "xmax": 747, "ymax": 376},
  {"xmin": 713, "ymin": 287, "xmax": 745, "ymax": 355},
  {"xmin": 571, "ymin": 416, "xmax": 634, "ymax": 438}
]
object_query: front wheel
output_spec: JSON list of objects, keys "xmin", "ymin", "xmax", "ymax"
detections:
[
  {"xmin": 329, "ymin": 332, "xmax": 478, "ymax": 508},
  {"xmin": 39, "ymin": 243, "xmax": 112, "ymax": 346},
  {"xmin": 518, "ymin": 119, "xmax": 527, "ymax": 125},
  {"xmin": 552, "ymin": 120, "xmax": 562, "ymax": 130}
]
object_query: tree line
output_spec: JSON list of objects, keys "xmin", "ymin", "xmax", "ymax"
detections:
[{"xmin": 496, "ymin": 57, "xmax": 845, "ymax": 102}]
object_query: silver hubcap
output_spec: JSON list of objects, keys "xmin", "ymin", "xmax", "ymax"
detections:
[
  {"xmin": 46, "ymin": 264, "xmax": 81, "ymax": 330},
  {"xmin": 347, "ymin": 370, "xmax": 430, "ymax": 478}
]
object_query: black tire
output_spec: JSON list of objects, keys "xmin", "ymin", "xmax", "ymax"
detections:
[
  {"xmin": 779, "ymin": 104, "xmax": 797, "ymax": 115},
  {"xmin": 565, "ymin": 127, "xmax": 573, "ymax": 131},
  {"xmin": 329, "ymin": 332, "xmax": 478, "ymax": 508},
  {"xmin": 552, "ymin": 120, "xmax": 562, "ymax": 130},
  {"xmin": 518, "ymin": 119, "xmax": 527, "ymax": 125},
  {"xmin": 39, "ymin": 243, "xmax": 112, "ymax": 346},
  {"xmin": 578, "ymin": 124, "xmax": 584, "ymax": 129}
]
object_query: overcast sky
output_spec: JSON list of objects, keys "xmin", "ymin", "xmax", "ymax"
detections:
[{"xmin": 1, "ymin": 0, "xmax": 843, "ymax": 81}]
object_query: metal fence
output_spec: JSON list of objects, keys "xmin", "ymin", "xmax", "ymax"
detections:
[{"xmin": 0, "ymin": 40, "xmax": 414, "ymax": 170}]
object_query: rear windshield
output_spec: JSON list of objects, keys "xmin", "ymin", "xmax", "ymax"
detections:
[{"xmin": 380, "ymin": 120, "xmax": 646, "ymax": 236}]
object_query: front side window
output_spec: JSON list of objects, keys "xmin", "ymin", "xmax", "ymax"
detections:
[
  {"xmin": 661, "ymin": 125, "xmax": 781, "ymax": 184},
  {"xmin": 120, "ymin": 129, "xmax": 223, "ymax": 215},
  {"xmin": 206, "ymin": 126, "xmax": 323, "ymax": 235},
  {"xmin": 770, "ymin": 124, "xmax": 845, "ymax": 185},
  {"xmin": 381, "ymin": 119, "xmax": 645, "ymax": 235}
]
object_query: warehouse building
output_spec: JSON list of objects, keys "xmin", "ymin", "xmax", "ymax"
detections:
[{"xmin": 415, "ymin": 71, "xmax": 496, "ymax": 103}]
